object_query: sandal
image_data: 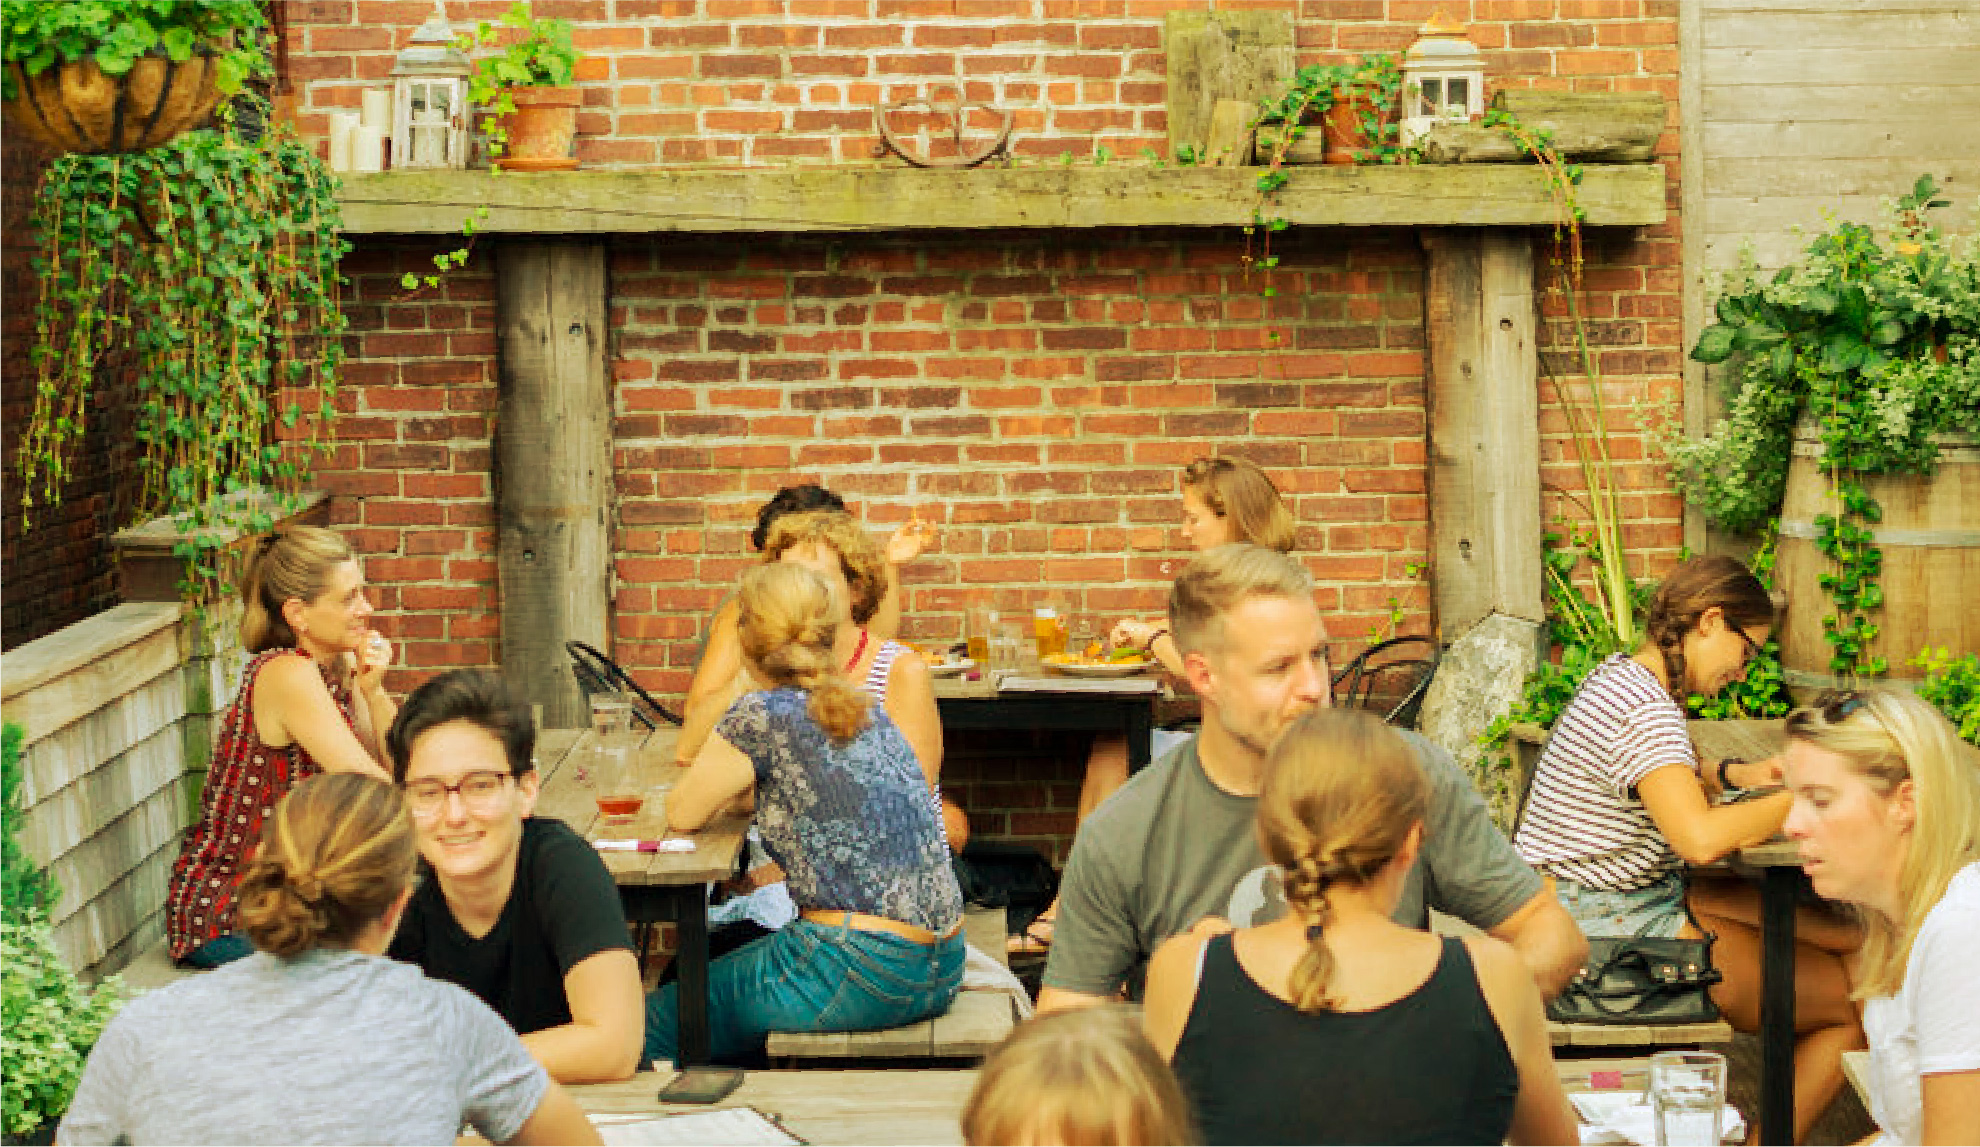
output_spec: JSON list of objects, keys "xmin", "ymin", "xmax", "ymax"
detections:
[{"xmin": 1007, "ymin": 915, "xmax": 1054, "ymax": 955}]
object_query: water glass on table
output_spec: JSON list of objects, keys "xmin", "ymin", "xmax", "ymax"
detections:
[
  {"xmin": 589, "ymin": 691, "xmax": 633, "ymax": 742},
  {"xmin": 1649, "ymin": 1050, "xmax": 1727, "ymax": 1145}
]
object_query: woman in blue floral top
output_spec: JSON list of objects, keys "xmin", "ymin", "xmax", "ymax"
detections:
[{"xmin": 645, "ymin": 562, "xmax": 965, "ymax": 1066}]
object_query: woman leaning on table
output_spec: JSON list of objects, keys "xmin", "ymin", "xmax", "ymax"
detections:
[
  {"xmin": 646, "ymin": 560, "xmax": 965, "ymax": 1066},
  {"xmin": 60, "ymin": 773, "xmax": 598, "ymax": 1147},
  {"xmin": 1781, "ymin": 690, "xmax": 1980, "ymax": 1145},
  {"xmin": 164, "ymin": 525, "xmax": 397, "ymax": 970},
  {"xmin": 1513, "ymin": 554, "xmax": 1862, "ymax": 1144}
]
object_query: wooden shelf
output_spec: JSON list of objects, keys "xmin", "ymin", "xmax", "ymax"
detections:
[{"xmin": 336, "ymin": 163, "xmax": 1666, "ymax": 235}]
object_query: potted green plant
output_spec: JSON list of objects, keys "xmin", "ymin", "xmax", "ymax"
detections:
[
  {"xmin": 0, "ymin": 0, "xmax": 268, "ymax": 154},
  {"xmin": 457, "ymin": 1, "xmax": 582, "ymax": 171},
  {"xmin": 1, "ymin": 723, "xmax": 124, "ymax": 1145},
  {"xmin": 1667, "ymin": 175, "xmax": 1979, "ymax": 690},
  {"xmin": 1254, "ymin": 55, "xmax": 1405, "ymax": 167},
  {"xmin": 15, "ymin": 100, "xmax": 348, "ymax": 607}
]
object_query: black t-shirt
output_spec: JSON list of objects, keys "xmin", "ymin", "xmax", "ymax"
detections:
[{"xmin": 388, "ymin": 817, "xmax": 633, "ymax": 1036}]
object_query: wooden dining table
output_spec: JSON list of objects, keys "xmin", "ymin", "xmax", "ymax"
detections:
[
  {"xmin": 533, "ymin": 727, "xmax": 749, "ymax": 1070},
  {"xmin": 931, "ymin": 668, "xmax": 1168, "ymax": 772}
]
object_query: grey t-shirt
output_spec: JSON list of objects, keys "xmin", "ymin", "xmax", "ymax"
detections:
[
  {"xmin": 1043, "ymin": 730, "xmax": 1544, "ymax": 998},
  {"xmin": 58, "ymin": 949, "xmax": 549, "ymax": 1146}
]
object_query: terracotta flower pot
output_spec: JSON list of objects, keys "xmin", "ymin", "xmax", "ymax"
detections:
[
  {"xmin": 3, "ymin": 52, "xmax": 224, "ymax": 154},
  {"xmin": 493, "ymin": 85, "xmax": 581, "ymax": 172},
  {"xmin": 1319, "ymin": 93, "xmax": 1374, "ymax": 164}
]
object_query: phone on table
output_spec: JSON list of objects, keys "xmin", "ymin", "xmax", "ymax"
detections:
[{"xmin": 657, "ymin": 1066, "xmax": 746, "ymax": 1105}]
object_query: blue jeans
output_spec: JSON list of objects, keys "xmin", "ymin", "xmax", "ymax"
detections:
[
  {"xmin": 643, "ymin": 917, "xmax": 964, "ymax": 1066},
  {"xmin": 1554, "ymin": 871, "xmax": 1689, "ymax": 939},
  {"xmin": 179, "ymin": 933, "xmax": 254, "ymax": 969}
]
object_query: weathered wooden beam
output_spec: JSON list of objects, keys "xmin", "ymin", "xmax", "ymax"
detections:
[
  {"xmin": 337, "ymin": 165, "xmax": 1667, "ymax": 234},
  {"xmin": 1163, "ymin": 11, "xmax": 1292, "ymax": 161},
  {"xmin": 495, "ymin": 242, "xmax": 614, "ymax": 728},
  {"xmin": 1423, "ymin": 230, "xmax": 1545, "ymax": 638},
  {"xmin": 1423, "ymin": 91, "xmax": 1666, "ymax": 164}
]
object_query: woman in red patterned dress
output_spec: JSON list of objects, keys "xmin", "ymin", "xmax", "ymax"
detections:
[{"xmin": 165, "ymin": 526, "xmax": 398, "ymax": 968}]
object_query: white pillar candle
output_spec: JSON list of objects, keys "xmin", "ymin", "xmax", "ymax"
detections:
[
  {"xmin": 352, "ymin": 124, "xmax": 384, "ymax": 173},
  {"xmin": 360, "ymin": 88, "xmax": 393, "ymax": 131},
  {"xmin": 328, "ymin": 111, "xmax": 359, "ymax": 172}
]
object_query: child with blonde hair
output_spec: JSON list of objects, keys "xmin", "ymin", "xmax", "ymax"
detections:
[{"xmin": 963, "ymin": 1006, "xmax": 1194, "ymax": 1146}]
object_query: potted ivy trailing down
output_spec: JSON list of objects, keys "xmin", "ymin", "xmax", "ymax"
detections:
[
  {"xmin": 0, "ymin": 0, "xmax": 267, "ymax": 154},
  {"xmin": 457, "ymin": 1, "xmax": 582, "ymax": 171},
  {"xmin": 15, "ymin": 41, "xmax": 348, "ymax": 608},
  {"xmin": 1253, "ymin": 54, "xmax": 1406, "ymax": 168},
  {"xmin": 1671, "ymin": 175, "xmax": 1980, "ymax": 696},
  {"xmin": 1, "ymin": 724, "xmax": 124, "ymax": 1145}
]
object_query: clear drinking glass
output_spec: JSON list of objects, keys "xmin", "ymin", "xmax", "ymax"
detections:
[
  {"xmin": 589, "ymin": 691, "xmax": 633, "ymax": 743},
  {"xmin": 591, "ymin": 743, "xmax": 644, "ymax": 821},
  {"xmin": 1649, "ymin": 1050, "xmax": 1726, "ymax": 1146}
]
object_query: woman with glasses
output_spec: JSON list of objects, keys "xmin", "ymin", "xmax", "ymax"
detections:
[
  {"xmin": 166, "ymin": 526, "xmax": 396, "ymax": 970},
  {"xmin": 1514, "ymin": 553, "xmax": 1861, "ymax": 1143},
  {"xmin": 61, "ymin": 773, "xmax": 599, "ymax": 1146},
  {"xmin": 1782, "ymin": 690, "xmax": 1980, "ymax": 1145},
  {"xmin": 384, "ymin": 669, "xmax": 645, "ymax": 1084}
]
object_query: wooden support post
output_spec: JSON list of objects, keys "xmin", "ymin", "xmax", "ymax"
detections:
[
  {"xmin": 1423, "ymin": 230, "xmax": 1544, "ymax": 637},
  {"xmin": 1163, "ymin": 11, "xmax": 1292, "ymax": 161},
  {"xmin": 496, "ymin": 242, "xmax": 613, "ymax": 729}
]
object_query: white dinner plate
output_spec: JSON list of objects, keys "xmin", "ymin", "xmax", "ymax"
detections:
[
  {"xmin": 1043, "ymin": 658, "xmax": 1154, "ymax": 678},
  {"xmin": 926, "ymin": 658, "xmax": 976, "ymax": 677}
]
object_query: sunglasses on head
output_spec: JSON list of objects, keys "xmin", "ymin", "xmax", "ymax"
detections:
[{"xmin": 1814, "ymin": 690, "xmax": 1868, "ymax": 723}]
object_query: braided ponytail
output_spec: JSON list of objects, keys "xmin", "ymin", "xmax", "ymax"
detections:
[
  {"xmin": 1640, "ymin": 554, "xmax": 1773, "ymax": 704},
  {"xmin": 737, "ymin": 563, "xmax": 872, "ymax": 744},
  {"xmin": 1258, "ymin": 709, "xmax": 1428, "ymax": 1014},
  {"xmin": 237, "ymin": 773, "xmax": 417, "ymax": 959}
]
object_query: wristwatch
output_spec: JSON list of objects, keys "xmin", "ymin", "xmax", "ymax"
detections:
[{"xmin": 1716, "ymin": 757, "xmax": 1745, "ymax": 792}]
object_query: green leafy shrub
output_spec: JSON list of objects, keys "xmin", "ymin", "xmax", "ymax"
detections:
[
  {"xmin": 0, "ymin": 0, "xmax": 269, "ymax": 100},
  {"xmin": 2, "ymin": 723, "xmax": 58, "ymax": 920},
  {"xmin": 1, "ymin": 916, "xmax": 123, "ymax": 1137},
  {"xmin": 1914, "ymin": 648, "xmax": 1980, "ymax": 747},
  {"xmin": 0, "ymin": 721, "xmax": 123, "ymax": 1137}
]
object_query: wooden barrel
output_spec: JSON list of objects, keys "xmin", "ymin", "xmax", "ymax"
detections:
[{"xmin": 1775, "ymin": 424, "xmax": 1980, "ymax": 697}]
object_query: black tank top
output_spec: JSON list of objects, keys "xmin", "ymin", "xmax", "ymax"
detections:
[{"xmin": 1172, "ymin": 933, "xmax": 1519, "ymax": 1145}]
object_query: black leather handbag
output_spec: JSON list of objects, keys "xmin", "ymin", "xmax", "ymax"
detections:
[{"xmin": 1546, "ymin": 936, "xmax": 1723, "ymax": 1025}]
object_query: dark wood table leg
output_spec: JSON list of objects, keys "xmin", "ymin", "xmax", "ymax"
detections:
[
  {"xmin": 674, "ymin": 882, "xmax": 712, "ymax": 1067},
  {"xmin": 1125, "ymin": 699, "xmax": 1154, "ymax": 773},
  {"xmin": 1759, "ymin": 865, "xmax": 1797, "ymax": 1146}
]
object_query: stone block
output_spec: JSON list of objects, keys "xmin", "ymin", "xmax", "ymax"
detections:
[{"xmin": 1418, "ymin": 612, "xmax": 1543, "ymax": 830}]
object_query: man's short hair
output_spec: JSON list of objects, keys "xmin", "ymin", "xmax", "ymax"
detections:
[
  {"xmin": 1168, "ymin": 544, "xmax": 1315, "ymax": 657},
  {"xmin": 386, "ymin": 668, "xmax": 535, "ymax": 782}
]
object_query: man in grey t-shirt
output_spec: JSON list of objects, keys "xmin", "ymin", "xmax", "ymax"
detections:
[{"xmin": 1038, "ymin": 546, "xmax": 1587, "ymax": 1011}]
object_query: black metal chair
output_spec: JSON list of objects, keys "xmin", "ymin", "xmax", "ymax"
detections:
[
  {"xmin": 565, "ymin": 640, "xmax": 683, "ymax": 730},
  {"xmin": 1331, "ymin": 635, "xmax": 1441, "ymax": 730}
]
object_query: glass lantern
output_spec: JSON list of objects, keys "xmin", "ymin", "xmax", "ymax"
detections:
[
  {"xmin": 390, "ymin": 1, "xmax": 471, "ymax": 170},
  {"xmin": 1401, "ymin": 12, "xmax": 1486, "ymax": 148}
]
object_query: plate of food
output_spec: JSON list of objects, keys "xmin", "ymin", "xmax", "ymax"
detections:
[
  {"xmin": 1042, "ymin": 648, "xmax": 1154, "ymax": 677},
  {"xmin": 924, "ymin": 653, "xmax": 976, "ymax": 677}
]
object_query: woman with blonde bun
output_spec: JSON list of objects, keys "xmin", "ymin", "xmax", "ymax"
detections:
[
  {"xmin": 963, "ymin": 1005, "xmax": 1194, "ymax": 1147},
  {"xmin": 60, "ymin": 773, "xmax": 598, "ymax": 1147},
  {"xmin": 165, "ymin": 526, "xmax": 397, "ymax": 969},
  {"xmin": 1144, "ymin": 708, "xmax": 1577, "ymax": 1146},
  {"xmin": 650, "ymin": 561, "xmax": 965, "ymax": 1066},
  {"xmin": 1781, "ymin": 690, "xmax": 1980, "ymax": 1145}
]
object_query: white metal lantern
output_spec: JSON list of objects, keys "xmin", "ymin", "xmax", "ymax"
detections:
[
  {"xmin": 1401, "ymin": 12, "xmax": 1485, "ymax": 148},
  {"xmin": 390, "ymin": 1, "xmax": 471, "ymax": 170}
]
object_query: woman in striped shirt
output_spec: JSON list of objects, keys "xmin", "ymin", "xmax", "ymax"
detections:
[{"xmin": 1514, "ymin": 554, "xmax": 1862, "ymax": 1143}]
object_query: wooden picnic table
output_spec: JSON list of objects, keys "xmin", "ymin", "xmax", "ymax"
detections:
[
  {"xmin": 931, "ymin": 670, "xmax": 1168, "ymax": 772},
  {"xmin": 568, "ymin": 1067, "xmax": 977, "ymax": 1146},
  {"xmin": 535, "ymin": 727, "xmax": 749, "ymax": 1070}
]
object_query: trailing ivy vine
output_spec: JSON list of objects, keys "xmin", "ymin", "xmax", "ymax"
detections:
[
  {"xmin": 16, "ymin": 100, "xmax": 349, "ymax": 605},
  {"xmin": 1676, "ymin": 175, "xmax": 1980, "ymax": 679}
]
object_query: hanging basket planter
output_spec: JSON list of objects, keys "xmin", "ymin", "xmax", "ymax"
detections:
[
  {"xmin": 3, "ymin": 52, "xmax": 225, "ymax": 155},
  {"xmin": 491, "ymin": 85, "xmax": 581, "ymax": 171}
]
